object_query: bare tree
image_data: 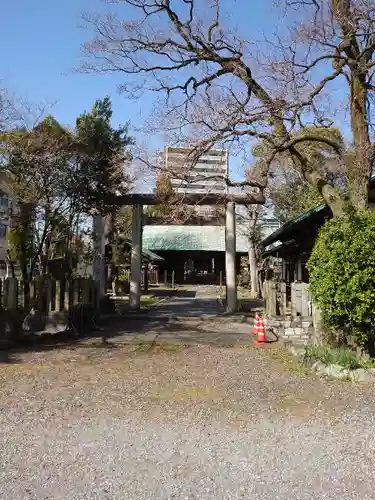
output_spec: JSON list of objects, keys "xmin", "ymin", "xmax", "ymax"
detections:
[
  {"xmin": 270, "ymin": 0, "xmax": 375, "ymax": 211},
  {"xmin": 79, "ymin": 0, "xmax": 375, "ymax": 215},
  {"xmin": 0, "ymin": 86, "xmax": 19, "ymax": 131},
  {"xmin": 0, "ymin": 82, "xmax": 58, "ymax": 134}
]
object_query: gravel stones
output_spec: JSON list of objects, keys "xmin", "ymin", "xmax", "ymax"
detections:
[{"xmin": 1, "ymin": 344, "xmax": 375, "ymax": 499}]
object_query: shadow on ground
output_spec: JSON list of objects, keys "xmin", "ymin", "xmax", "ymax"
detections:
[
  {"xmin": 0, "ymin": 285, "xmax": 265, "ymax": 363},
  {"xmin": 0, "ymin": 310, "xmax": 264, "ymax": 363},
  {"xmin": 145, "ymin": 288, "xmax": 197, "ymax": 298}
]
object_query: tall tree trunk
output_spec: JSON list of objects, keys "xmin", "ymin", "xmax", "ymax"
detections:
[
  {"xmin": 246, "ymin": 205, "xmax": 260, "ymax": 298},
  {"xmin": 248, "ymin": 240, "xmax": 259, "ymax": 298},
  {"xmin": 105, "ymin": 212, "xmax": 116, "ymax": 289},
  {"xmin": 348, "ymin": 75, "xmax": 372, "ymax": 210},
  {"xmin": 292, "ymin": 149, "xmax": 347, "ymax": 217}
]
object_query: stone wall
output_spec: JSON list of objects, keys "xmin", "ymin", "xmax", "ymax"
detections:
[
  {"xmin": 265, "ymin": 317, "xmax": 314, "ymax": 344},
  {"xmin": 263, "ymin": 279, "xmax": 320, "ymax": 344}
]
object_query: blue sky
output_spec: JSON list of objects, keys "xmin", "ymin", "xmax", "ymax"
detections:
[
  {"xmin": 0, "ymin": 0, "xmax": 323, "ymax": 181},
  {"xmin": 0, "ymin": 0, "xmax": 133, "ymax": 128},
  {"xmin": 0, "ymin": 0, "xmax": 276, "ymax": 125}
]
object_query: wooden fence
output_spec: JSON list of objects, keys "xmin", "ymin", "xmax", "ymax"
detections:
[
  {"xmin": 0, "ymin": 277, "xmax": 96, "ymax": 312},
  {"xmin": 118, "ymin": 268, "xmax": 159, "ymax": 286},
  {"xmin": 264, "ymin": 280, "xmax": 312, "ymax": 318}
]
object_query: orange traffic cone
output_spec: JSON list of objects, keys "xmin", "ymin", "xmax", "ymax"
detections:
[
  {"xmin": 252, "ymin": 313, "xmax": 261, "ymax": 336},
  {"xmin": 253, "ymin": 314, "xmax": 266, "ymax": 345}
]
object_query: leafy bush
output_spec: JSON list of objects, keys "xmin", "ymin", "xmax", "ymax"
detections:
[{"xmin": 307, "ymin": 211, "xmax": 375, "ymax": 348}]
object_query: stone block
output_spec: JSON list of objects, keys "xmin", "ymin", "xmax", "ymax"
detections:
[
  {"xmin": 311, "ymin": 361, "xmax": 326, "ymax": 373},
  {"xmin": 349, "ymin": 368, "xmax": 375, "ymax": 382},
  {"xmin": 291, "ymin": 319, "xmax": 302, "ymax": 328},
  {"xmin": 300, "ymin": 335, "xmax": 310, "ymax": 341},
  {"xmin": 324, "ymin": 364, "xmax": 350, "ymax": 380},
  {"xmin": 307, "ymin": 326, "xmax": 315, "ymax": 336},
  {"xmin": 294, "ymin": 327, "xmax": 303, "ymax": 336},
  {"xmin": 302, "ymin": 321, "xmax": 312, "ymax": 329},
  {"xmin": 284, "ymin": 327, "xmax": 295, "ymax": 336},
  {"xmin": 265, "ymin": 319, "xmax": 281, "ymax": 328}
]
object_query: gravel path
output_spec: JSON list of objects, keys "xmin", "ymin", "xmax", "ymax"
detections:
[{"xmin": 1, "ymin": 343, "xmax": 375, "ymax": 499}]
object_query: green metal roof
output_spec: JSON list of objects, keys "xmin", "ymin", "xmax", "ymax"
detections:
[
  {"xmin": 260, "ymin": 204, "xmax": 328, "ymax": 248},
  {"xmin": 143, "ymin": 225, "xmax": 249, "ymax": 252},
  {"xmin": 142, "ymin": 248, "xmax": 164, "ymax": 262},
  {"xmin": 261, "ymin": 174, "xmax": 375, "ymax": 249}
]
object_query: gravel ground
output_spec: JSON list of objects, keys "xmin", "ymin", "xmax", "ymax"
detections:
[{"xmin": 1, "ymin": 342, "xmax": 375, "ymax": 499}]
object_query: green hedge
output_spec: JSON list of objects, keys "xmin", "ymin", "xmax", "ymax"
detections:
[{"xmin": 307, "ymin": 210, "xmax": 375, "ymax": 347}]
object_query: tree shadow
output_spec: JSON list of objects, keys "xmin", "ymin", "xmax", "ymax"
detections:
[
  {"xmin": 0, "ymin": 294, "xmax": 265, "ymax": 363},
  {"xmin": 139, "ymin": 288, "xmax": 197, "ymax": 298}
]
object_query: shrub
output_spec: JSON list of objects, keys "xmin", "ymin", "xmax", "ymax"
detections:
[
  {"xmin": 303, "ymin": 344, "xmax": 369, "ymax": 370},
  {"xmin": 307, "ymin": 210, "xmax": 375, "ymax": 348},
  {"xmin": 304, "ymin": 343, "xmax": 335, "ymax": 366}
]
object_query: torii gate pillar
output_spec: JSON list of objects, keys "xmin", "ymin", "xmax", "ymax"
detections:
[
  {"xmin": 225, "ymin": 201, "xmax": 237, "ymax": 313},
  {"xmin": 129, "ymin": 204, "xmax": 143, "ymax": 309}
]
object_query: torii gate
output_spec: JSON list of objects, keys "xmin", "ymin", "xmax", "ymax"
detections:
[{"xmin": 93, "ymin": 192, "xmax": 265, "ymax": 313}]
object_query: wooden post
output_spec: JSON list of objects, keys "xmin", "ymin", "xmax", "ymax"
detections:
[
  {"xmin": 2, "ymin": 278, "xmax": 8, "ymax": 309},
  {"xmin": 82, "ymin": 278, "xmax": 90, "ymax": 304},
  {"xmin": 17, "ymin": 279, "xmax": 24, "ymax": 309},
  {"xmin": 164, "ymin": 269, "xmax": 168, "ymax": 287},
  {"xmin": 91, "ymin": 279, "xmax": 96, "ymax": 308},
  {"xmin": 29, "ymin": 280, "xmax": 35, "ymax": 309},
  {"xmin": 280, "ymin": 281, "xmax": 287, "ymax": 317},
  {"xmin": 144, "ymin": 267, "xmax": 149, "ymax": 292},
  {"xmin": 6, "ymin": 278, "xmax": 18, "ymax": 310},
  {"xmin": 0, "ymin": 278, "xmax": 3, "ymax": 309},
  {"xmin": 172, "ymin": 270, "xmax": 175, "ymax": 290},
  {"xmin": 291, "ymin": 282, "xmax": 296, "ymax": 317},
  {"xmin": 263, "ymin": 280, "xmax": 268, "ymax": 315},
  {"xmin": 270, "ymin": 281, "xmax": 277, "ymax": 317},
  {"xmin": 55, "ymin": 280, "xmax": 61, "ymax": 312},
  {"xmin": 297, "ymin": 260, "xmax": 303, "ymax": 281},
  {"xmin": 64, "ymin": 280, "xmax": 70, "ymax": 311},
  {"xmin": 219, "ymin": 270, "xmax": 223, "ymax": 287},
  {"xmin": 46, "ymin": 278, "xmax": 52, "ymax": 313},
  {"xmin": 73, "ymin": 279, "xmax": 79, "ymax": 306}
]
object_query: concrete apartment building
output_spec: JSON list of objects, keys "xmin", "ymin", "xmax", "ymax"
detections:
[{"xmin": 164, "ymin": 146, "xmax": 228, "ymax": 215}]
